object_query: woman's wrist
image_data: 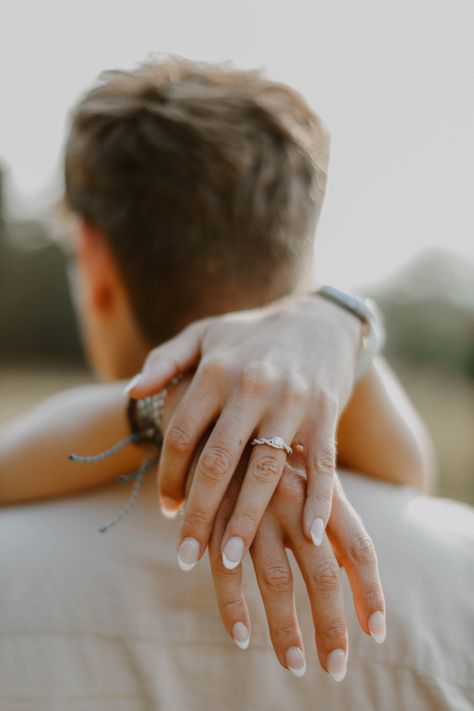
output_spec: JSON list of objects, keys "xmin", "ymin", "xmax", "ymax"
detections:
[{"xmin": 311, "ymin": 287, "xmax": 385, "ymax": 382}]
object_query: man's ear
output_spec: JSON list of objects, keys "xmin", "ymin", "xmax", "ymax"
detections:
[{"xmin": 75, "ymin": 220, "xmax": 117, "ymax": 315}]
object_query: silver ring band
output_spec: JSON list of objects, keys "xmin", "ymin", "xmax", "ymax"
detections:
[{"xmin": 250, "ymin": 436, "xmax": 293, "ymax": 456}]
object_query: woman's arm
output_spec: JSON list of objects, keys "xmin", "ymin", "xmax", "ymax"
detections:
[
  {"xmin": 0, "ymin": 358, "xmax": 434, "ymax": 509},
  {"xmin": 0, "ymin": 356, "xmax": 432, "ymax": 507},
  {"xmin": 337, "ymin": 357, "xmax": 437, "ymax": 492},
  {"xmin": 0, "ymin": 382, "xmax": 145, "ymax": 505}
]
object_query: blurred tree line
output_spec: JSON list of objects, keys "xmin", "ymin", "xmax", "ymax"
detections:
[{"xmin": 0, "ymin": 165, "xmax": 85, "ymax": 365}]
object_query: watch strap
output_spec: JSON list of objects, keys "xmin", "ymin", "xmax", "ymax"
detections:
[{"xmin": 313, "ymin": 285, "xmax": 385, "ymax": 381}]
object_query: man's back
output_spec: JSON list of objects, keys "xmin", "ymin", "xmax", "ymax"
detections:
[{"xmin": 1, "ymin": 470, "xmax": 472, "ymax": 710}]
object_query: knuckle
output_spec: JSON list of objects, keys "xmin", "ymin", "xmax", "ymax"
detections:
[
  {"xmin": 252, "ymin": 455, "xmax": 281, "ymax": 485},
  {"xmin": 321, "ymin": 618, "xmax": 347, "ymax": 642},
  {"xmin": 239, "ymin": 361, "xmax": 274, "ymax": 396},
  {"xmin": 234, "ymin": 510, "xmax": 259, "ymax": 533},
  {"xmin": 312, "ymin": 559, "xmax": 340, "ymax": 592},
  {"xmin": 364, "ymin": 584, "xmax": 383, "ymax": 610},
  {"xmin": 198, "ymin": 446, "xmax": 233, "ymax": 484},
  {"xmin": 273, "ymin": 621, "xmax": 299, "ymax": 639},
  {"xmin": 263, "ymin": 564, "xmax": 292, "ymax": 592},
  {"xmin": 220, "ymin": 597, "xmax": 244, "ymax": 616},
  {"xmin": 314, "ymin": 493, "xmax": 333, "ymax": 515},
  {"xmin": 349, "ymin": 532, "xmax": 376, "ymax": 566},
  {"xmin": 201, "ymin": 357, "xmax": 229, "ymax": 383},
  {"xmin": 184, "ymin": 507, "xmax": 211, "ymax": 530},
  {"xmin": 166, "ymin": 424, "xmax": 194, "ymax": 454},
  {"xmin": 278, "ymin": 467, "xmax": 306, "ymax": 503},
  {"xmin": 281, "ymin": 374, "xmax": 308, "ymax": 405},
  {"xmin": 311, "ymin": 447, "xmax": 336, "ymax": 478}
]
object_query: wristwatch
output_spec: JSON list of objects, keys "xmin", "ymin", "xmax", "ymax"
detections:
[{"xmin": 313, "ymin": 285, "xmax": 385, "ymax": 381}]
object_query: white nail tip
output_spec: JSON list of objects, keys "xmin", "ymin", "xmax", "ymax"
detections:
[
  {"xmin": 177, "ymin": 538, "xmax": 200, "ymax": 571},
  {"xmin": 368, "ymin": 611, "xmax": 386, "ymax": 644},
  {"xmin": 289, "ymin": 661, "xmax": 307, "ymax": 677},
  {"xmin": 370, "ymin": 631, "xmax": 386, "ymax": 644},
  {"xmin": 232, "ymin": 622, "xmax": 250, "ymax": 649},
  {"xmin": 177, "ymin": 556, "xmax": 197, "ymax": 572},
  {"xmin": 327, "ymin": 649, "xmax": 347, "ymax": 682},
  {"xmin": 123, "ymin": 373, "xmax": 141, "ymax": 394},
  {"xmin": 161, "ymin": 507, "xmax": 178, "ymax": 520},
  {"xmin": 310, "ymin": 518, "xmax": 325, "ymax": 546},
  {"xmin": 222, "ymin": 553, "xmax": 240, "ymax": 570},
  {"xmin": 286, "ymin": 647, "xmax": 306, "ymax": 677},
  {"xmin": 234, "ymin": 636, "xmax": 250, "ymax": 650}
]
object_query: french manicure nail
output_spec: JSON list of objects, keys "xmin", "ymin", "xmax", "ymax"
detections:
[
  {"xmin": 232, "ymin": 622, "xmax": 250, "ymax": 650},
  {"xmin": 368, "ymin": 611, "xmax": 386, "ymax": 644},
  {"xmin": 222, "ymin": 537, "xmax": 244, "ymax": 570},
  {"xmin": 124, "ymin": 373, "xmax": 142, "ymax": 394},
  {"xmin": 310, "ymin": 518, "xmax": 325, "ymax": 546},
  {"xmin": 160, "ymin": 497, "xmax": 180, "ymax": 519},
  {"xmin": 177, "ymin": 537, "xmax": 200, "ymax": 571},
  {"xmin": 286, "ymin": 647, "xmax": 306, "ymax": 677},
  {"xmin": 327, "ymin": 648, "xmax": 347, "ymax": 681}
]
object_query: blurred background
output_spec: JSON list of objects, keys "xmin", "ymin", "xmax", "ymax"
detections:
[{"xmin": 0, "ymin": 0, "xmax": 472, "ymax": 503}]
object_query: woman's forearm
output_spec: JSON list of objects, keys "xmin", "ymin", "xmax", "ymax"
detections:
[
  {"xmin": 0, "ymin": 382, "xmax": 146, "ymax": 505},
  {"xmin": 337, "ymin": 357, "xmax": 436, "ymax": 491},
  {"xmin": 0, "ymin": 354, "xmax": 436, "ymax": 506}
]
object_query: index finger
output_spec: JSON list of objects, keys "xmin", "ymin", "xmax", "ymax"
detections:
[
  {"xmin": 126, "ymin": 320, "xmax": 208, "ymax": 398},
  {"xmin": 158, "ymin": 369, "xmax": 222, "ymax": 512}
]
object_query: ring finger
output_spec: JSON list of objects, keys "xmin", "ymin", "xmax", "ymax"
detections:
[{"xmin": 220, "ymin": 413, "xmax": 302, "ymax": 571}]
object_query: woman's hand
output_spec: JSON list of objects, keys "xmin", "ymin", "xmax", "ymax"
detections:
[
  {"xmin": 128, "ymin": 292, "xmax": 362, "ymax": 569},
  {"xmin": 210, "ymin": 448, "xmax": 386, "ymax": 679}
]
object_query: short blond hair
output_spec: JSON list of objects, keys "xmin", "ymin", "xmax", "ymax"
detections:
[{"xmin": 64, "ymin": 54, "xmax": 330, "ymax": 342}]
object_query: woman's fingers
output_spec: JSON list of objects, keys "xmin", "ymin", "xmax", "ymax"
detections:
[
  {"xmin": 250, "ymin": 518, "xmax": 306, "ymax": 676},
  {"xmin": 208, "ymin": 474, "xmax": 251, "ymax": 650},
  {"xmin": 327, "ymin": 479, "xmax": 386, "ymax": 644},
  {"xmin": 218, "ymin": 374, "xmax": 306, "ymax": 569},
  {"xmin": 300, "ymin": 399, "xmax": 339, "ymax": 546},
  {"xmin": 290, "ymin": 529, "xmax": 349, "ymax": 681},
  {"xmin": 219, "ymin": 418, "xmax": 299, "ymax": 570},
  {"xmin": 157, "ymin": 370, "xmax": 222, "ymax": 513},
  {"xmin": 176, "ymin": 365, "xmax": 305, "ymax": 570},
  {"xmin": 176, "ymin": 394, "xmax": 268, "ymax": 568},
  {"xmin": 126, "ymin": 319, "xmax": 209, "ymax": 398}
]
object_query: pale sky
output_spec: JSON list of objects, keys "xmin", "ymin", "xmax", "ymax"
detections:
[{"xmin": 1, "ymin": 0, "xmax": 473, "ymax": 288}]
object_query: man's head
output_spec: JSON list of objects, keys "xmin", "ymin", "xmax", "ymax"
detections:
[{"xmin": 63, "ymin": 54, "xmax": 330, "ymax": 379}]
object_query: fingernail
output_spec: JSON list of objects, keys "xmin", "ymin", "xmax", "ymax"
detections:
[
  {"xmin": 310, "ymin": 518, "xmax": 325, "ymax": 546},
  {"xmin": 286, "ymin": 647, "xmax": 306, "ymax": 677},
  {"xmin": 232, "ymin": 622, "xmax": 250, "ymax": 650},
  {"xmin": 222, "ymin": 537, "xmax": 244, "ymax": 570},
  {"xmin": 160, "ymin": 497, "xmax": 180, "ymax": 519},
  {"xmin": 368, "ymin": 611, "xmax": 386, "ymax": 644},
  {"xmin": 124, "ymin": 373, "xmax": 142, "ymax": 394},
  {"xmin": 327, "ymin": 648, "xmax": 347, "ymax": 681},
  {"xmin": 177, "ymin": 537, "xmax": 200, "ymax": 571}
]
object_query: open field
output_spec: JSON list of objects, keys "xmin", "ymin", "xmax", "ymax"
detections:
[{"xmin": 0, "ymin": 362, "xmax": 472, "ymax": 506}]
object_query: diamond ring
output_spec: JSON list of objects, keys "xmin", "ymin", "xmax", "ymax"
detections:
[{"xmin": 250, "ymin": 436, "xmax": 293, "ymax": 456}]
